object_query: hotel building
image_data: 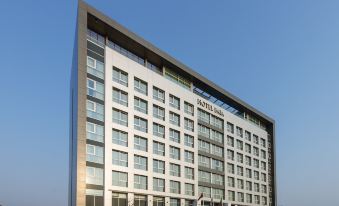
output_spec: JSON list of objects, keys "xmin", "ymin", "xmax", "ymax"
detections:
[{"xmin": 69, "ymin": 1, "xmax": 277, "ymax": 206}]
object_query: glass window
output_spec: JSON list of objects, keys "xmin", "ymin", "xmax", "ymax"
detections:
[
  {"xmin": 245, "ymin": 156, "xmax": 252, "ymax": 166},
  {"xmin": 198, "ymin": 155, "xmax": 210, "ymax": 168},
  {"xmin": 112, "ymin": 192, "xmax": 127, "ymax": 206},
  {"xmin": 185, "ymin": 167, "xmax": 194, "ymax": 180},
  {"xmin": 245, "ymin": 131, "xmax": 251, "ymax": 141},
  {"xmin": 153, "ymin": 159, "xmax": 165, "ymax": 174},
  {"xmin": 210, "ymin": 130, "xmax": 223, "ymax": 144},
  {"xmin": 153, "ymin": 178, "xmax": 165, "ymax": 192},
  {"xmin": 184, "ymin": 118, "xmax": 194, "ymax": 132},
  {"xmin": 185, "ymin": 200, "xmax": 194, "ymax": 206},
  {"xmin": 237, "ymin": 179, "xmax": 244, "ymax": 189},
  {"xmin": 87, "ymin": 56, "xmax": 104, "ymax": 79},
  {"xmin": 227, "ymin": 149, "xmax": 234, "ymax": 160},
  {"xmin": 185, "ymin": 183, "xmax": 194, "ymax": 196},
  {"xmin": 86, "ymin": 144, "xmax": 103, "ymax": 164},
  {"xmin": 112, "ymin": 129, "xmax": 128, "ymax": 146},
  {"xmin": 227, "ymin": 122, "xmax": 234, "ymax": 133},
  {"xmin": 184, "ymin": 102, "xmax": 194, "ymax": 116},
  {"xmin": 169, "ymin": 129, "xmax": 180, "ymax": 143},
  {"xmin": 134, "ymin": 116, "xmax": 148, "ymax": 133},
  {"xmin": 245, "ymin": 143, "xmax": 251, "ymax": 153},
  {"xmin": 134, "ymin": 175, "xmax": 147, "ymax": 190},
  {"xmin": 153, "ymin": 141, "xmax": 165, "ymax": 156},
  {"xmin": 253, "ymin": 135, "xmax": 259, "ymax": 144},
  {"xmin": 134, "ymin": 78, "xmax": 147, "ymax": 95},
  {"xmin": 112, "ymin": 171, "xmax": 128, "ymax": 187},
  {"xmin": 112, "ymin": 108, "xmax": 128, "ymax": 126},
  {"xmin": 260, "ymin": 138, "xmax": 266, "ymax": 148},
  {"xmin": 212, "ymin": 188, "xmax": 224, "ymax": 199},
  {"xmin": 198, "ymin": 109, "xmax": 210, "ymax": 123},
  {"xmin": 134, "ymin": 97, "xmax": 148, "ymax": 114},
  {"xmin": 255, "ymin": 195, "xmax": 260, "ymax": 204},
  {"xmin": 134, "ymin": 155, "xmax": 147, "ymax": 171},
  {"xmin": 212, "ymin": 159, "xmax": 224, "ymax": 172},
  {"xmin": 228, "ymin": 191, "xmax": 235, "ymax": 201},
  {"xmin": 228, "ymin": 177, "xmax": 235, "ymax": 187},
  {"xmin": 170, "ymin": 198, "xmax": 180, "ymax": 206},
  {"xmin": 236, "ymin": 126, "xmax": 243, "ymax": 137},
  {"xmin": 87, "ymin": 29, "xmax": 105, "ymax": 46},
  {"xmin": 153, "ymin": 105, "xmax": 165, "ymax": 120},
  {"xmin": 87, "ymin": 78, "xmax": 104, "ymax": 100},
  {"xmin": 86, "ymin": 189, "xmax": 104, "ymax": 206},
  {"xmin": 184, "ymin": 134, "xmax": 194, "ymax": 148},
  {"xmin": 198, "ymin": 186, "xmax": 211, "ymax": 198},
  {"xmin": 237, "ymin": 140, "xmax": 243, "ymax": 150},
  {"xmin": 237, "ymin": 166, "xmax": 244, "ymax": 176},
  {"xmin": 134, "ymin": 135, "xmax": 147, "ymax": 152},
  {"xmin": 246, "ymin": 181, "xmax": 252, "ymax": 191},
  {"xmin": 153, "ymin": 197, "xmax": 165, "ymax": 206},
  {"xmin": 227, "ymin": 163, "xmax": 234, "ymax": 174},
  {"xmin": 246, "ymin": 168, "xmax": 252, "ymax": 178},
  {"xmin": 227, "ymin": 136, "xmax": 234, "ymax": 147},
  {"xmin": 153, "ymin": 87, "xmax": 165, "ymax": 103},
  {"xmin": 237, "ymin": 192, "xmax": 244, "ymax": 202},
  {"xmin": 134, "ymin": 195, "xmax": 147, "ymax": 206},
  {"xmin": 198, "ymin": 139, "xmax": 210, "ymax": 153},
  {"xmin": 87, "ymin": 100, "xmax": 104, "ymax": 121},
  {"xmin": 210, "ymin": 115, "xmax": 223, "ymax": 130},
  {"xmin": 113, "ymin": 88, "xmax": 128, "ymax": 106},
  {"xmin": 184, "ymin": 150, "xmax": 194, "ymax": 163},
  {"xmin": 170, "ymin": 181, "xmax": 180, "ymax": 194},
  {"xmin": 198, "ymin": 124, "xmax": 210, "ymax": 138},
  {"xmin": 169, "ymin": 94, "xmax": 180, "ymax": 110},
  {"xmin": 113, "ymin": 67, "xmax": 128, "ymax": 86},
  {"xmin": 112, "ymin": 150, "xmax": 128, "ymax": 167},
  {"xmin": 246, "ymin": 193, "xmax": 252, "ymax": 203},
  {"xmin": 169, "ymin": 146, "xmax": 180, "ymax": 160},
  {"xmin": 170, "ymin": 163, "xmax": 181, "ymax": 177},
  {"xmin": 153, "ymin": 123, "xmax": 165, "ymax": 138},
  {"xmin": 199, "ymin": 170, "xmax": 211, "ymax": 183},
  {"xmin": 237, "ymin": 153, "xmax": 243, "ymax": 163},
  {"xmin": 169, "ymin": 112, "xmax": 180, "ymax": 126},
  {"xmin": 86, "ymin": 122, "xmax": 104, "ymax": 142},
  {"xmin": 86, "ymin": 166, "xmax": 103, "ymax": 185},
  {"xmin": 211, "ymin": 144, "xmax": 223, "ymax": 157}
]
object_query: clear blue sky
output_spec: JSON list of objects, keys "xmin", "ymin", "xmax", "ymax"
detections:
[{"xmin": 0, "ymin": 0, "xmax": 338, "ymax": 206}]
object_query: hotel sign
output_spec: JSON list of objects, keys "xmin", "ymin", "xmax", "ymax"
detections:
[{"xmin": 197, "ymin": 99, "xmax": 224, "ymax": 117}]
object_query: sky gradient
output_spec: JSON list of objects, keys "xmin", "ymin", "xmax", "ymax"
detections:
[{"xmin": 0, "ymin": 0, "xmax": 339, "ymax": 206}]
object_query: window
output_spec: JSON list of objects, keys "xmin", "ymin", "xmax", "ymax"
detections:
[
  {"xmin": 227, "ymin": 122, "xmax": 234, "ymax": 133},
  {"xmin": 212, "ymin": 159, "xmax": 224, "ymax": 171},
  {"xmin": 184, "ymin": 102, "xmax": 194, "ymax": 116},
  {"xmin": 170, "ymin": 181, "xmax": 180, "ymax": 194},
  {"xmin": 153, "ymin": 178, "xmax": 165, "ymax": 192},
  {"xmin": 169, "ymin": 94, "xmax": 180, "ymax": 110},
  {"xmin": 227, "ymin": 163, "xmax": 234, "ymax": 174},
  {"xmin": 134, "ymin": 97, "xmax": 148, "ymax": 114},
  {"xmin": 134, "ymin": 155, "xmax": 147, "ymax": 171},
  {"xmin": 112, "ymin": 88, "xmax": 128, "ymax": 106},
  {"xmin": 261, "ymin": 173, "xmax": 267, "ymax": 182},
  {"xmin": 185, "ymin": 183, "xmax": 194, "ymax": 196},
  {"xmin": 236, "ymin": 140, "xmax": 243, "ymax": 150},
  {"xmin": 153, "ymin": 87, "xmax": 165, "ymax": 103},
  {"xmin": 153, "ymin": 159, "xmax": 165, "ymax": 174},
  {"xmin": 261, "ymin": 150, "xmax": 267, "ymax": 159},
  {"xmin": 254, "ymin": 159, "xmax": 259, "ymax": 169},
  {"xmin": 112, "ymin": 150, "xmax": 128, "ymax": 167},
  {"xmin": 170, "ymin": 163, "xmax": 181, "ymax": 177},
  {"xmin": 198, "ymin": 109, "xmax": 210, "ymax": 123},
  {"xmin": 227, "ymin": 136, "xmax": 234, "ymax": 147},
  {"xmin": 212, "ymin": 188, "xmax": 224, "ymax": 199},
  {"xmin": 261, "ymin": 161, "xmax": 267, "ymax": 171},
  {"xmin": 253, "ymin": 147, "xmax": 259, "ymax": 157},
  {"xmin": 152, "ymin": 123, "xmax": 165, "ymax": 138},
  {"xmin": 198, "ymin": 186, "xmax": 211, "ymax": 198},
  {"xmin": 228, "ymin": 191, "xmax": 235, "ymax": 201},
  {"xmin": 185, "ymin": 200, "xmax": 194, "ymax": 206},
  {"xmin": 153, "ymin": 197, "xmax": 165, "ymax": 206},
  {"xmin": 254, "ymin": 171, "xmax": 260, "ymax": 180},
  {"xmin": 134, "ymin": 195, "xmax": 147, "ymax": 206},
  {"xmin": 134, "ymin": 135, "xmax": 147, "ymax": 152},
  {"xmin": 254, "ymin": 183, "xmax": 260, "ymax": 192},
  {"xmin": 112, "ymin": 108, "xmax": 128, "ymax": 126},
  {"xmin": 245, "ymin": 156, "xmax": 252, "ymax": 166},
  {"xmin": 246, "ymin": 194, "xmax": 252, "ymax": 203},
  {"xmin": 86, "ymin": 122, "xmax": 104, "ymax": 142},
  {"xmin": 86, "ymin": 189, "xmax": 103, "ymax": 206},
  {"xmin": 228, "ymin": 177, "xmax": 235, "ymax": 187},
  {"xmin": 169, "ymin": 129, "xmax": 180, "ymax": 143},
  {"xmin": 254, "ymin": 195, "xmax": 260, "ymax": 204},
  {"xmin": 185, "ymin": 167, "xmax": 194, "ymax": 180},
  {"xmin": 237, "ymin": 179, "xmax": 244, "ymax": 189},
  {"xmin": 237, "ymin": 153, "xmax": 243, "ymax": 163},
  {"xmin": 246, "ymin": 168, "xmax": 252, "ymax": 178},
  {"xmin": 212, "ymin": 174, "xmax": 224, "ymax": 185},
  {"xmin": 199, "ymin": 170, "xmax": 211, "ymax": 183},
  {"xmin": 86, "ymin": 144, "xmax": 104, "ymax": 164},
  {"xmin": 260, "ymin": 138, "xmax": 266, "ymax": 148},
  {"xmin": 198, "ymin": 124, "xmax": 210, "ymax": 138},
  {"xmin": 227, "ymin": 149, "xmax": 234, "ymax": 160},
  {"xmin": 261, "ymin": 184, "xmax": 267, "ymax": 193},
  {"xmin": 87, "ymin": 78, "xmax": 104, "ymax": 100},
  {"xmin": 245, "ymin": 143, "xmax": 251, "ymax": 153},
  {"xmin": 169, "ymin": 112, "xmax": 180, "ymax": 126},
  {"xmin": 134, "ymin": 78, "xmax": 148, "ymax": 95},
  {"xmin": 112, "ymin": 171, "xmax": 127, "ymax": 187},
  {"xmin": 153, "ymin": 105, "xmax": 165, "ymax": 120},
  {"xmin": 210, "ymin": 115, "xmax": 223, "ymax": 130},
  {"xmin": 236, "ymin": 126, "xmax": 243, "ymax": 138},
  {"xmin": 112, "ymin": 129, "xmax": 128, "ymax": 146},
  {"xmin": 211, "ymin": 144, "xmax": 223, "ymax": 157},
  {"xmin": 184, "ymin": 118, "xmax": 194, "ymax": 132},
  {"xmin": 245, "ymin": 131, "xmax": 251, "ymax": 141},
  {"xmin": 198, "ymin": 140, "xmax": 210, "ymax": 153},
  {"xmin": 153, "ymin": 141, "xmax": 165, "ymax": 156},
  {"xmin": 184, "ymin": 150, "xmax": 194, "ymax": 163},
  {"xmin": 134, "ymin": 116, "xmax": 148, "ymax": 133},
  {"xmin": 210, "ymin": 130, "xmax": 223, "ymax": 144},
  {"xmin": 170, "ymin": 198, "xmax": 180, "ymax": 206},
  {"xmin": 113, "ymin": 67, "xmax": 128, "ymax": 86},
  {"xmin": 198, "ymin": 155, "xmax": 210, "ymax": 168},
  {"xmin": 86, "ymin": 166, "xmax": 103, "ymax": 185},
  {"xmin": 169, "ymin": 146, "xmax": 180, "ymax": 160},
  {"xmin": 87, "ymin": 100, "xmax": 104, "ymax": 121},
  {"xmin": 112, "ymin": 192, "xmax": 127, "ymax": 206},
  {"xmin": 253, "ymin": 135, "xmax": 259, "ymax": 144},
  {"xmin": 184, "ymin": 134, "xmax": 194, "ymax": 148},
  {"xmin": 237, "ymin": 166, "xmax": 243, "ymax": 176},
  {"xmin": 262, "ymin": 196, "xmax": 267, "ymax": 205},
  {"xmin": 246, "ymin": 181, "xmax": 252, "ymax": 191},
  {"xmin": 87, "ymin": 56, "xmax": 104, "ymax": 79},
  {"xmin": 237, "ymin": 192, "xmax": 244, "ymax": 202},
  {"xmin": 134, "ymin": 175, "xmax": 147, "ymax": 190}
]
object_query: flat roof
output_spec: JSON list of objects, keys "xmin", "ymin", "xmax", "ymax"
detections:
[{"xmin": 79, "ymin": 0, "xmax": 275, "ymax": 126}]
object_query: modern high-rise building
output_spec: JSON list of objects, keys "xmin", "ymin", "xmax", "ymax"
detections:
[{"xmin": 69, "ymin": 1, "xmax": 277, "ymax": 206}]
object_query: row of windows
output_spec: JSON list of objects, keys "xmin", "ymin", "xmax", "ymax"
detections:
[
  {"xmin": 227, "ymin": 149, "xmax": 267, "ymax": 168},
  {"xmin": 227, "ymin": 136, "xmax": 267, "ymax": 160},
  {"xmin": 228, "ymin": 191, "xmax": 267, "ymax": 205},
  {"xmin": 112, "ymin": 67, "xmax": 194, "ymax": 115},
  {"xmin": 227, "ymin": 177, "xmax": 267, "ymax": 193},
  {"xmin": 112, "ymin": 171, "xmax": 194, "ymax": 195},
  {"xmin": 227, "ymin": 122, "xmax": 267, "ymax": 148},
  {"xmin": 227, "ymin": 163, "xmax": 267, "ymax": 182}
]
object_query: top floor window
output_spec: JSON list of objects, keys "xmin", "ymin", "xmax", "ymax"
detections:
[
  {"xmin": 134, "ymin": 78, "xmax": 147, "ymax": 95},
  {"xmin": 153, "ymin": 87, "xmax": 165, "ymax": 103},
  {"xmin": 169, "ymin": 94, "xmax": 180, "ymax": 110},
  {"xmin": 112, "ymin": 67, "xmax": 128, "ymax": 87}
]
